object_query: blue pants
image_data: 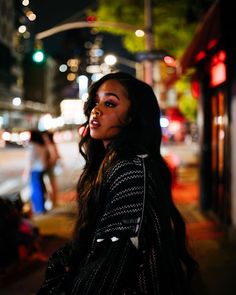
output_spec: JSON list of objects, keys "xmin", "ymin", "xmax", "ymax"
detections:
[{"xmin": 31, "ymin": 171, "xmax": 45, "ymax": 214}]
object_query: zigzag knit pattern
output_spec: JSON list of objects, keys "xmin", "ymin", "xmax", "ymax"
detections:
[
  {"xmin": 38, "ymin": 155, "xmax": 188, "ymax": 295},
  {"xmin": 95, "ymin": 157, "xmax": 145, "ymax": 240}
]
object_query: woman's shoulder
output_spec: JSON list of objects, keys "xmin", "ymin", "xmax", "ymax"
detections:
[
  {"xmin": 104, "ymin": 154, "xmax": 147, "ymax": 183},
  {"xmin": 111, "ymin": 154, "xmax": 145, "ymax": 170}
]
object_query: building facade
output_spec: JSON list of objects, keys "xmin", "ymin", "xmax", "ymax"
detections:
[
  {"xmin": 0, "ymin": 0, "xmax": 23, "ymax": 111},
  {"xmin": 0, "ymin": 0, "xmax": 58, "ymax": 135},
  {"xmin": 179, "ymin": 0, "xmax": 236, "ymax": 239}
]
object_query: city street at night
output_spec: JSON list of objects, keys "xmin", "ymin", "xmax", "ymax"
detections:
[
  {"xmin": 1, "ymin": 142, "xmax": 236, "ymax": 295},
  {"xmin": 1, "ymin": 0, "xmax": 236, "ymax": 294},
  {"xmin": 0, "ymin": 136, "xmax": 84, "ymax": 198}
]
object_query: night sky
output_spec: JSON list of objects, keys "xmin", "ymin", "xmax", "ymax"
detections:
[
  {"xmin": 30, "ymin": 0, "xmax": 96, "ymax": 57},
  {"xmin": 31, "ymin": 0, "xmax": 96, "ymax": 33},
  {"xmin": 30, "ymin": 0, "xmax": 132, "ymax": 65}
]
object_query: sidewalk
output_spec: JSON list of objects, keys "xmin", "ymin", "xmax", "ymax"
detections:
[
  {"xmin": 173, "ymin": 166, "xmax": 236, "ymax": 295},
  {"xmin": 1, "ymin": 165, "xmax": 236, "ymax": 295}
]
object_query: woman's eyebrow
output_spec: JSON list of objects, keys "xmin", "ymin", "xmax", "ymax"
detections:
[{"xmin": 104, "ymin": 92, "xmax": 120, "ymax": 100}]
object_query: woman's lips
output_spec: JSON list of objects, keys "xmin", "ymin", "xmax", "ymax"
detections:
[{"xmin": 90, "ymin": 119, "xmax": 101, "ymax": 128}]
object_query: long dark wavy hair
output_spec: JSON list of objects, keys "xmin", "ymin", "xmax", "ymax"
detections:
[{"xmin": 73, "ymin": 72, "xmax": 197, "ymax": 278}]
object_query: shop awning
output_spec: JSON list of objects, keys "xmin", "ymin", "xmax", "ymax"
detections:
[{"xmin": 179, "ymin": 0, "xmax": 221, "ymax": 74}]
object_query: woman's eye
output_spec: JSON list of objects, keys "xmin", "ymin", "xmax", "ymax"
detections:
[{"xmin": 105, "ymin": 101, "xmax": 116, "ymax": 108}]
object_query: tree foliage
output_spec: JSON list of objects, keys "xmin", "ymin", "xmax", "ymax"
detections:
[
  {"xmin": 175, "ymin": 76, "xmax": 198, "ymax": 122},
  {"xmin": 87, "ymin": 0, "xmax": 214, "ymax": 124},
  {"xmin": 88, "ymin": 0, "xmax": 211, "ymax": 58}
]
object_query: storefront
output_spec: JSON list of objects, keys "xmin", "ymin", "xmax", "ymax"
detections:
[{"xmin": 179, "ymin": 0, "xmax": 236, "ymax": 235}]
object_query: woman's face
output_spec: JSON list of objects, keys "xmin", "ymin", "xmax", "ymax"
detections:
[{"xmin": 89, "ymin": 79, "xmax": 131, "ymax": 148}]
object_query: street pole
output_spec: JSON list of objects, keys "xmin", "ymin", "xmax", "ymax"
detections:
[
  {"xmin": 144, "ymin": 0, "xmax": 154, "ymax": 51},
  {"xmin": 144, "ymin": 0, "xmax": 154, "ymax": 86},
  {"xmin": 35, "ymin": 1, "xmax": 155, "ymax": 85},
  {"xmin": 35, "ymin": 21, "xmax": 141, "ymax": 40}
]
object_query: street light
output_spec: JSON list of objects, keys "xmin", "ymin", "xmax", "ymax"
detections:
[
  {"xmin": 104, "ymin": 54, "xmax": 140, "ymax": 78},
  {"xmin": 104, "ymin": 54, "xmax": 117, "ymax": 66},
  {"xmin": 104, "ymin": 54, "xmax": 138, "ymax": 71},
  {"xmin": 77, "ymin": 75, "xmax": 89, "ymax": 100},
  {"xmin": 12, "ymin": 97, "xmax": 22, "ymax": 106},
  {"xmin": 35, "ymin": 1, "xmax": 154, "ymax": 84}
]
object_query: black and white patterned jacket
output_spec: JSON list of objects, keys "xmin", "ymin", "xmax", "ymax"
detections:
[{"xmin": 38, "ymin": 155, "xmax": 188, "ymax": 295}]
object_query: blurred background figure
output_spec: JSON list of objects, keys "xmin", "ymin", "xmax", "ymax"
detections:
[
  {"xmin": 0, "ymin": 194, "xmax": 46, "ymax": 271},
  {"xmin": 42, "ymin": 131, "xmax": 61, "ymax": 208},
  {"xmin": 23, "ymin": 130, "xmax": 49, "ymax": 214}
]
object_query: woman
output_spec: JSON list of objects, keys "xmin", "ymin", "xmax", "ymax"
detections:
[
  {"xmin": 42, "ymin": 131, "xmax": 60, "ymax": 208},
  {"xmin": 38, "ymin": 72, "xmax": 197, "ymax": 294},
  {"xmin": 23, "ymin": 130, "xmax": 49, "ymax": 214}
]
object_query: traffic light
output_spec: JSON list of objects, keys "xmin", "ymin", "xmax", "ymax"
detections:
[
  {"xmin": 32, "ymin": 49, "xmax": 45, "ymax": 63},
  {"xmin": 32, "ymin": 40, "xmax": 46, "ymax": 63},
  {"xmin": 86, "ymin": 15, "xmax": 96, "ymax": 22}
]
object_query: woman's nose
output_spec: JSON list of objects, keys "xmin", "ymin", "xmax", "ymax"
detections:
[{"xmin": 92, "ymin": 106, "xmax": 101, "ymax": 116}]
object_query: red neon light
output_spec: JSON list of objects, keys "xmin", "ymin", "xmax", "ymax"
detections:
[
  {"xmin": 218, "ymin": 50, "xmax": 226, "ymax": 61},
  {"xmin": 207, "ymin": 39, "xmax": 218, "ymax": 50},
  {"xmin": 210, "ymin": 63, "xmax": 226, "ymax": 87},
  {"xmin": 191, "ymin": 80, "xmax": 200, "ymax": 98},
  {"xmin": 210, "ymin": 51, "xmax": 226, "ymax": 87},
  {"xmin": 195, "ymin": 51, "xmax": 206, "ymax": 62}
]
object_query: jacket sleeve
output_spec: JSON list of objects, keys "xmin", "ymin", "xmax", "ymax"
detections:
[
  {"xmin": 95, "ymin": 156, "xmax": 146, "ymax": 243},
  {"xmin": 37, "ymin": 242, "xmax": 74, "ymax": 295},
  {"xmin": 38, "ymin": 156, "xmax": 147, "ymax": 295}
]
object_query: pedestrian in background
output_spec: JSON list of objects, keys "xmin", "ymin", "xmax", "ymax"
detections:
[
  {"xmin": 23, "ymin": 130, "xmax": 48, "ymax": 214},
  {"xmin": 38, "ymin": 72, "xmax": 197, "ymax": 294},
  {"xmin": 42, "ymin": 131, "xmax": 60, "ymax": 208}
]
